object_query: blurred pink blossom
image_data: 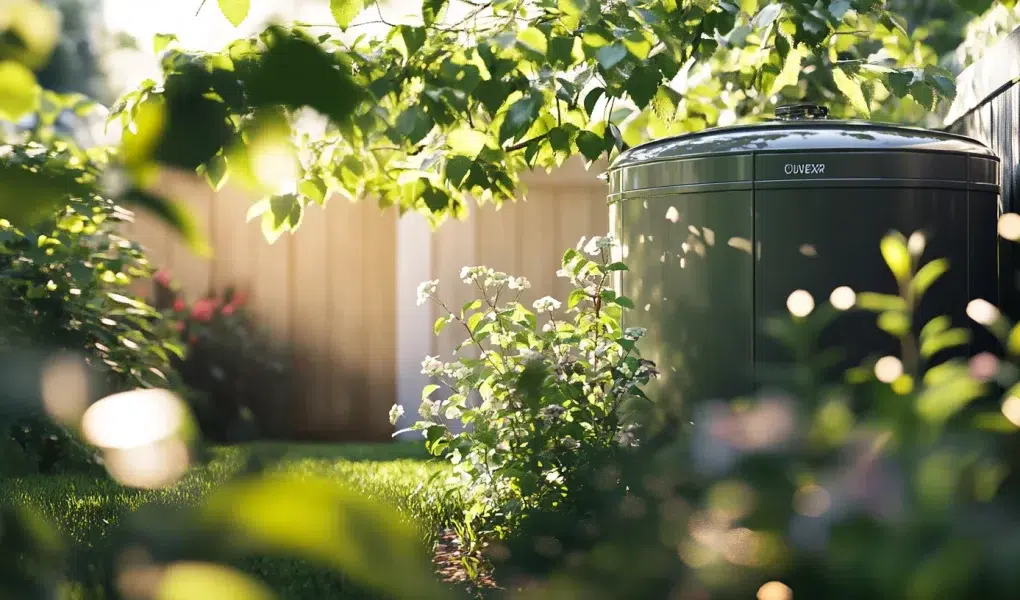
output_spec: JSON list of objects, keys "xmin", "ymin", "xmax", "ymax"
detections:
[{"xmin": 190, "ymin": 298, "xmax": 217, "ymax": 322}]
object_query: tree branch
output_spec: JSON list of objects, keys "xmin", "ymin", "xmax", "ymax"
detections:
[{"xmin": 505, "ymin": 132, "xmax": 549, "ymax": 152}]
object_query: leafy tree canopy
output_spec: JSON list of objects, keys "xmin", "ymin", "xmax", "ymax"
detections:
[{"xmin": 4, "ymin": 0, "xmax": 1014, "ymax": 243}]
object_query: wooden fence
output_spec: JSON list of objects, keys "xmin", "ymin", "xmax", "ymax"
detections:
[
  {"xmin": 128, "ymin": 158, "xmax": 609, "ymax": 440},
  {"xmin": 946, "ymin": 25, "xmax": 1020, "ymax": 319}
]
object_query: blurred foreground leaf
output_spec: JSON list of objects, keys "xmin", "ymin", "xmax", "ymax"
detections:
[
  {"xmin": 201, "ymin": 475, "xmax": 455, "ymax": 600},
  {"xmin": 0, "ymin": 151, "xmax": 90, "ymax": 228}
]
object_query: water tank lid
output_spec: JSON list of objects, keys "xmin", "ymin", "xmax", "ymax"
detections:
[{"xmin": 609, "ymin": 119, "xmax": 996, "ymax": 172}]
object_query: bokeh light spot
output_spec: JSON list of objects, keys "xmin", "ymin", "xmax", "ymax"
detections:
[
  {"xmin": 41, "ymin": 353, "xmax": 90, "ymax": 425},
  {"xmin": 875, "ymin": 356, "xmax": 904, "ymax": 384},
  {"xmin": 786, "ymin": 290, "xmax": 814, "ymax": 317},
  {"xmin": 907, "ymin": 231, "xmax": 926, "ymax": 256},
  {"xmin": 966, "ymin": 298, "xmax": 1001, "ymax": 326},
  {"xmin": 999, "ymin": 213, "xmax": 1020, "ymax": 241},
  {"xmin": 1002, "ymin": 396, "xmax": 1020, "ymax": 428},
  {"xmin": 82, "ymin": 388, "xmax": 186, "ymax": 449},
  {"xmin": 758, "ymin": 581, "xmax": 793, "ymax": 600},
  {"xmin": 104, "ymin": 438, "xmax": 191, "ymax": 489},
  {"xmin": 829, "ymin": 286, "xmax": 856, "ymax": 311}
]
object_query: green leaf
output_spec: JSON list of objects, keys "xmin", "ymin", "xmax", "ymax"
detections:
[
  {"xmin": 422, "ymin": 384, "xmax": 440, "ymax": 400},
  {"xmin": 549, "ymin": 127, "xmax": 571, "ymax": 152},
  {"xmin": 395, "ymin": 106, "xmax": 434, "ymax": 145},
  {"xmin": 467, "ymin": 312, "xmax": 484, "ymax": 333},
  {"xmin": 548, "ymin": 36, "xmax": 580, "ymax": 66},
  {"xmin": 517, "ymin": 27, "xmax": 548, "ymax": 56},
  {"xmin": 567, "ymin": 289, "xmax": 588, "ymax": 309},
  {"xmin": 559, "ymin": 0, "xmax": 590, "ymax": 17},
  {"xmin": 423, "ymin": 0, "xmax": 449, "ymax": 26},
  {"xmin": 910, "ymin": 81, "xmax": 935, "ymax": 111},
  {"xmin": 445, "ymin": 156, "xmax": 473, "ymax": 188},
  {"xmin": 832, "ymin": 66, "xmax": 870, "ymax": 116},
  {"xmin": 651, "ymin": 86, "xmax": 681, "ymax": 124},
  {"xmin": 877, "ymin": 311, "xmax": 910, "ymax": 337},
  {"xmin": 879, "ymin": 232, "xmax": 911, "ymax": 282},
  {"xmin": 595, "ymin": 44, "xmax": 628, "ymax": 70},
  {"xmin": 614, "ymin": 296, "xmax": 635, "ymax": 309},
  {"xmin": 921, "ymin": 329, "xmax": 970, "ymax": 359},
  {"xmin": 911, "ymin": 258, "xmax": 948, "ymax": 298},
  {"xmin": 828, "ymin": 0, "xmax": 851, "ymax": 20},
  {"xmin": 399, "ymin": 26, "xmax": 427, "ymax": 57},
  {"xmin": 299, "ymin": 177, "xmax": 327, "ymax": 205},
  {"xmin": 576, "ymin": 130, "xmax": 604, "ymax": 161},
  {"xmin": 920, "ymin": 315, "xmax": 950, "ymax": 341},
  {"xmin": 461, "ymin": 299, "xmax": 482, "ymax": 317},
  {"xmin": 202, "ymin": 476, "xmax": 450, "ymax": 600},
  {"xmin": 434, "ymin": 316, "xmax": 451, "ymax": 335},
  {"xmin": 626, "ymin": 65, "xmax": 659, "ymax": 109},
  {"xmin": 0, "ymin": 61, "xmax": 41, "ymax": 121},
  {"xmin": 448, "ymin": 128, "xmax": 489, "ymax": 158},
  {"xmin": 330, "ymin": 0, "xmax": 365, "ymax": 30},
  {"xmin": 1008, "ymin": 323, "xmax": 1020, "ymax": 356},
  {"xmin": 751, "ymin": 3, "xmax": 783, "ymax": 29},
  {"xmin": 217, "ymin": 0, "xmax": 250, "ymax": 27},
  {"xmin": 770, "ymin": 42, "xmax": 802, "ymax": 95},
  {"xmin": 927, "ymin": 73, "xmax": 956, "ymax": 100},
  {"xmin": 204, "ymin": 153, "xmax": 229, "ymax": 191},
  {"xmin": 499, "ymin": 95, "xmax": 540, "ymax": 144},
  {"xmin": 856, "ymin": 292, "xmax": 907, "ymax": 312},
  {"xmin": 153, "ymin": 33, "xmax": 178, "ymax": 54},
  {"xmin": 916, "ymin": 375, "xmax": 984, "ymax": 424},
  {"xmin": 605, "ymin": 262, "xmax": 629, "ymax": 271},
  {"xmin": 886, "ymin": 71, "xmax": 913, "ymax": 98},
  {"xmin": 583, "ymin": 87, "xmax": 605, "ymax": 118}
]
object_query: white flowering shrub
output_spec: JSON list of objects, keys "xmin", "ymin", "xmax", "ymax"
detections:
[{"xmin": 398, "ymin": 235, "xmax": 659, "ymax": 532}]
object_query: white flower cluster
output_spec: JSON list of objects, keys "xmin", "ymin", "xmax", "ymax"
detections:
[
  {"xmin": 460, "ymin": 266, "xmax": 489, "ymax": 285},
  {"xmin": 623, "ymin": 327, "xmax": 647, "ymax": 340},
  {"xmin": 388, "ymin": 404, "xmax": 404, "ymax": 425},
  {"xmin": 419, "ymin": 398, "xmax": 443, "ymax": 419},
  {"xmin": 421, "ymin": 355, "xmax": 444, "ymax": 376},
  {"xmin": 459, "ymin": 265, "xmax": 531, "ymax": 290},
  {"xmin": 416, "ymin": 279, "xmax": 438, "ymax": 306},
  {"xmin": 533, "ymin": 296, "xmax": 561, "ymax": 312},
  {"xmin": 581, "ymin": 235, "xmax": 616, "ymax": 256}
]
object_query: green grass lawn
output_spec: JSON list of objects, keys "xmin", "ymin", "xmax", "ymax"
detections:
[{"xmin": 0, "ymin": 442, "xmax": 461, "ymax": 600}]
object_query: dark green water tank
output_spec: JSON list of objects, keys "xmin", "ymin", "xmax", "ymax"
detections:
[{"xmin": 607, "ymin": 104, "xmax": 1001, "ymax": 406}]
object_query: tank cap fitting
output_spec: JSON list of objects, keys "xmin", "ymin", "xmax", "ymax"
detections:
[{"xmin": 775, "ymin": 104, "xmax": 829, "ymax": 121}]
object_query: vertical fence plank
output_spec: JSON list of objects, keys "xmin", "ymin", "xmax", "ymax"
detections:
[
  {"xmin": 360, "ymin": 203, "xmax": 398, "ymax": 439},
  {"xmin": 328, "ymin": 197, "xmax": 365, "ymax": 438},
  {"xmin": 289, "ymin": 202, "xmax": 332, "ymax": 437}
]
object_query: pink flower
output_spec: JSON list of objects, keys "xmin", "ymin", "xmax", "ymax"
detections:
[
  {"xmin": 174, "ymin": 321, "xmax": 184, "ymax": 332},
  {"xmin": 172, "ymin": 298, "xmax": 186, "ymax": 312},
  {"xmin": 221, "ymin": 303, "xmax": 235, "ymax": 316},
  {"xmin": 231, "ymin": 291, "xmax": 249, "ymax": 307},
  {"xmin": 153, "ymin": 270, "xmax": 172, "ymax": 287},
  {"xmin": 190, "ymin": 298, "xmax": 217, "ymax": 322}
]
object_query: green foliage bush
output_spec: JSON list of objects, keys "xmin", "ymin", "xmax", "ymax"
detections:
[
  {"xmin": 405, "ymin": 235, "xmax": 656, "ymax": 542},
  {"xmin": 0, "ymin": 130, "xmax": 184, "ymax": 475},
  {"xmin": 148, "ymin": 277, "xmax": 292, "ymax": 442}
]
